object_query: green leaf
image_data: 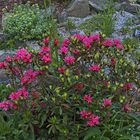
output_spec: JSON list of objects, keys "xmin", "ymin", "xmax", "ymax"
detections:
[
  {"xmin": 40, "ymin": 114, "xmax": 47, "ymax": 127},
  {"xmin": 84, "ymin": 127, "xmax": 101, "ymax": 140},
  {"xmin": 95, "ymin": 136, "xmax": 110, "ymax": 140},
  {"xmin": 118, "ymin": 135, "xmax": 132, "ymax": 140}
]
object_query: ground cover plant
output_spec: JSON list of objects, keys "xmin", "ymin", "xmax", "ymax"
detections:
[
  {"xmin": 0, "ymin": 33, "xmax": 139, "ymax": 139},
  {"xmin": 3, "ymin": 3, "xmax": 57, "ymax": 41}
]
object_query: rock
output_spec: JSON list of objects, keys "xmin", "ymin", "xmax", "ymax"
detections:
[
  {"xmin": 26, "ymin": 40, "xmax": 40, "ymax": 50},
  {"xmin": 0, "ymin": 70, "xmax": 9, "ymax": 84},
  {"xmin": 89, "ymin": 0, "xmax": 108, "ymax": 12},
  {"xmin": 115, "ymin": 2, "xmax": 140, "ymax": 14},
  {"xmin": 67, "ymin": 0, "xmax": 90, "ymax": 18},
  {"xmin": 56, "ymin": 10, "xmax": 68, "ymax": 23},
  {"xmin": 137, "ymin": 0, "xmax": 140, "ymax": 4},
  {"xmin": 0, "ymin": 50, "xmax": 15, "ymax": 61}
]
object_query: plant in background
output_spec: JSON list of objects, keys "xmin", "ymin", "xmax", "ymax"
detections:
[
  {"xmin": 3, "ymin": 2, "xmax": 57, "ymax": 41},
  {"xmin": 0, "ymin": 33, "xmax": 139, "ymax": 139},
  {"xmin": 79, "ymin": 1, "xmax": 115, "ymax": 36},
  {"xmin": 66, "ymin": 19, "xmax": 76, "ymax": 34}
]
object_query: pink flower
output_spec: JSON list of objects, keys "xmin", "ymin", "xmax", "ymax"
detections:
[
  {"xmin": 0, "ymin": 100, "xmax": 17, "ymax": 111},
  {"xmin": 80, "ymin": 110, "xmax": 92, "ymax": 119},
  {"xmin": 123, "ymin": 83, "xmax": 133, "ymax": 91},
  {"xmin": 43, "ymin": 37, "xmax": 49, "ymax": 45},
  {"xmin": 11, "ymin": 103, "xmax": 18, "ymax": 110},
  {"xmin": 20, "ymin": 69, "xmax": 41, "ymax": 84},
  {"xmin": 87, "ymin": 114, "xmax": 99, "ymax": 126},
  {"xmin": 54, "ymin": 39, "xmax": 58, "ymax": 46},
  {"xmin": 83, "ymin": 37, "xmax": 91, "ymax": 49},
  {"xmin": 64, "ymin": 56, "xmax": 75, "ymax": 65},
  {"xmin": 89, "ymin": 33, "xmax": 100, "ymax": 42},
  {"xmin": 122, "ymin": 103, "xmax": 131, "ymax": 112},
  {"xmin": 38, "ymin": 46, "xmax": 51, "ymax": 64},
  {"xmin": 9, "ymin": 87, "xmax": 28, "ymax": 100},
  {"xmin": 116, "ymin": 44, "xmax": 124, "ymax": 50},
  {"xmin": 9, "ymin": 91, "xmax": 20, "ymax": 100},
  {"xmin": 102, "ymin": 98, "xmax": 112, "ymax": 107},
  {"xmin": 83, "ymin": 94, "xmax": 92, "ymax": 103},
  {"xmin": 58, "ymin": 66, "xmax": 65, "ymax": 74},
  {"xmin": 59, "ymin": 46, "xmax": 68, "ymax": 54},
  {"xmin": 113, "ymin": 38, "xmax": 124, "ymax": 50},
  {"xmin": 72, "ymin": 34, "xmax": 84, "ymax": 41},
  {"xmin": 113, "ymin": 38, "xmax": 121, "ymax": 46},
  {"xmin": 102, "ymin": 39, "xmax": 114, "ymax": 46},
  {"xmin": 5, "ymin": 56, "xmax": 12, "ymax": 62},
  {"xmin": 41, "ymin": 53, "xmax": 51, "ymax": 64},
  {"xmin": 0, "ymin": 61, "xmax": 7, "ymax": 69},
  {"xmin": 41, "ymin": 46, "xmax": 50, "ymax": 52},
  {"xmin": 14, "ymin": 48, "xmax": 32, "ymax": 63},
  {"xmin": 61, "ymin": 38, "xmax": 70, "ymax": 47},
  {"xmin": 89, "ymin": 64, "xmax": 100, "ymax": 72},
  {"xmin": 72, "ymin": 49, "xmax": 80, "ymax": 54}
]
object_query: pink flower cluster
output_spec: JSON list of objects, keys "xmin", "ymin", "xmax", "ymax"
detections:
[
  {"xmin": 123, "ymin": 83, "xmax": 133, "ymax": 91},
  {"xmin": 5, "ymin": 56, "xmax": 12, "ymax": 62},
  {"xmin": 0, "ymin": 100, "xmax": 17, "ymax": 111},
  {"xmin": 14, "ymin": 48, "xmax": 32, "ymax": 63},
  {"xmin": 80, "ymin": 110, "xmax": 99, "ymax": 126},
  {"xmin": 9, "ymin": 87, "xmax": 28, "ymax": 100},
  {"xmin": 73, "ymin": 33, "xmax": 100, "ymax": 49},
  {"xmin": 83, "ymin": 94, "xmax": 92, "ymax": 103},
  {"xmin": 87, "ymin": 114, "xmax": 99, "ymax": 126},
  {"xmin": 20, "ymin": 68, "xmax": 42, "ymax": 84},
  {"xmin": 58, "ymin": 38, "xmax": 70, "ymax": 55},
  {"xmin": 43, "ymin": 37, "xmax": 49, "ymax": 45},
  {"xmin": 58, "ymin": 66, "xmax": 65, "ymax": 74},
  {"xmin": 102, "ymin": 38, "xmax": 124, "ymax": 50},
  {"xmin": 89, "ymin": 64, "xmax": 100, "ymax": 72},
  {"xmin": 73, "ymin": 33, "xmax": 100, "ymax": 42},
  {"xmin": 102, "ymin": 98, "xmax": 112, "ymax": 108},
  {"xmin": 59, "ymin": 46, "xmax": 68, "ymax": 54},
  {"xmin": 39, "ymin": 46, "xmax": 51, "ymax": 64},
  {"xmin": 0, "ymin": 61, "xmax": 7, "ymax": 69},
  {"xmin": 64, "ymin": 56, "xmax": 75, "ymax": 65}
]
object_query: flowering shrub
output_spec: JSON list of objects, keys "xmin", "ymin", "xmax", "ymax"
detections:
[{"xmin": 0, "ymin": 33, "xmax": 139, "ymax": 139}]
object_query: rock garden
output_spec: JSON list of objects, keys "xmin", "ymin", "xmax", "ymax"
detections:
[{"xmin": 0, "ymin": 0, "xmax": 140, "ymax": 139}]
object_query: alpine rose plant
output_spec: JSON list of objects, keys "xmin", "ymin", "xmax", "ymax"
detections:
[{"xmin": 0, "ymin": 33, "xmax": 138, "ymax": 139}]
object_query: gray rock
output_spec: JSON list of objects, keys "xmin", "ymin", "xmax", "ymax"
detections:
[
  {"xmin": 56, "ymin": 10, "xmax": 68, "ymax": 23},
  {"xmin": 137, "ymin": 0, "xmax": 140, "ymax": 4},
  {"xmin": 118, "ymin": 2, "xmax": 140, "ymax": 14},
  {"xmin": 89, "ymin": 0, "xmax": 108, "ymax": 12},
  {"xmin": 0, "ymin": 50, "xmax": 15, "ymax": 61},
  {"xmin": 26, "ymin": 40, "xmax": 40, "ymax": 50},
  {"xmin": 0, "ymin": 70, "xmax": 9, "ymax": 84},
  {"xmin": 67, "ymin": 0, "xmax": 90, "ymax": 18}
]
